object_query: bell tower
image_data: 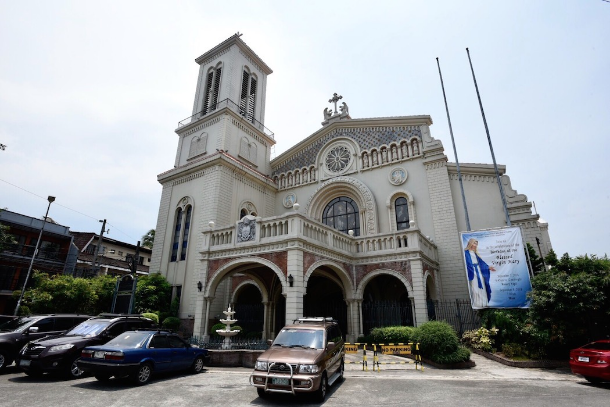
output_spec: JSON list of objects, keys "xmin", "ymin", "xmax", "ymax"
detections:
[{"xmin": 172, "ymin": 33, "xmax": 274, "ymax": 172}]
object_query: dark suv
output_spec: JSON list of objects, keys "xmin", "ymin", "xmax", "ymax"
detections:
[
  {"xmin": 17, "ymin": 314, "xmax": 156, "ymax": 379},
  {"xmin": 250, "ymin": 317, "xmax": 345, "ymax": 402},
  {"xmin": 0, "ymin": 314, "xmax": 92, "ymax": 371}
]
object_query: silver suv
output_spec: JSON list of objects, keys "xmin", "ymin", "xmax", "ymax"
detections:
[{"xmin": 250, "ymin": 317, "xmax": 344, "ymax": 402}]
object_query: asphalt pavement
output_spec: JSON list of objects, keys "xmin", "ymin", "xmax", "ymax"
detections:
[{"xmin": 0, "ymin": 353, "xmax": 607, "ymax": 406}]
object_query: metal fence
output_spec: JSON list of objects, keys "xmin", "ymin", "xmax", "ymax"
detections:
[
  {"xmin": 427, "ymin": 299, "xmax": 481, "ymax": 336},
  {"xmin": 188, "ymin": 336, "xmax": 270, "ymax": 350}
]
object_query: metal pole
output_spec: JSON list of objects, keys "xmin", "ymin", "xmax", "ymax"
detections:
[
  {"xmin": 128, "ymin": 241, "xmax": 140, "ymax": 314},
  {"xmin": 466, "ymin": 48, "xmax": 511, "ymax": 226},
  {"xmin": 436, "ymin": 57, "xmax": 471, "ymax": 231},
  {"xmin": 91, "ymin": 219, "xmax": 107, "ymax": 276},
  {"xmin": 14, "ymin": 196, "xmax": 55, "ymax": 315}
]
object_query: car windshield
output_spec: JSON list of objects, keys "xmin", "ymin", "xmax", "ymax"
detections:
[
  {"xmin": 65, "ymin": 320, "xmax": 111, "ymax": 337},
  {"xmin": 273, "ymin": 328, "xmax": 324, "ymax": 349},
  {"xmin": 0, "ymin": 316, "xmax": 38, "ymax": 332},
  {"xmin": 104, "ymin": 331, "xmax": 152, "ymax": 349},
  {"xmin": 581, "ymin": 342, "xmax": 610, "ymax": 351}
]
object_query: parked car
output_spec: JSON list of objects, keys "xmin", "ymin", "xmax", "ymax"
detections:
[
  {"xmin": 0, "ymin": 314, "xmax": 91, "ymax": 371},
  {"xmin": 77, "ymin": 329, "xmax": 210, "ymax": 385},
  {"xmin": 17, "ymin": 314, "xmax": 156, "ymax": 379},
  {"xmin": 569, "ymin": 340, "xmax": 610, "ymax": 383},
  {"xmin": 250, "ymin": 317, "xmax": 345, "ymax": 402},
  {"xmin": 0, "ymin": 315, "xmax": 17, "ymax": 326}
]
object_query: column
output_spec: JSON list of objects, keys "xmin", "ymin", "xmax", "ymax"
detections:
[
  {"xmin": 410, "ymin": 259, "xmax": 428, "ymax": 326},
  {"xmin": 285, "ymin": 248, "xmax": 304, "ymax": 323}
]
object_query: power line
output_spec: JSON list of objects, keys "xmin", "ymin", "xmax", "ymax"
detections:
[{"xmin": 0, "ymin": 177, "xmax": 138, "ymax": 241}]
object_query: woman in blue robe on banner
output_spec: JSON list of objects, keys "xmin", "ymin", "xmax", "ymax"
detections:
[{"xmin": 464, "ymin": 238, "xmax": 496, "ymax": 308}]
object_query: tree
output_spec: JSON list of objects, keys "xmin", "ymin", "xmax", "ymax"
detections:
[
  {"xmin": 526, "ymin": 243, "xmax": 545, "ymax": 274},
  {"xmin": 141, "ymin": 229, "xmax": 155, "ymax": 249},
  {"xmin": 0, "ymin": 210, "xmax": 17, "ymax": 251},
  {"xmin": 134, "ymin": 272, "xmax": 171, "ymax": 314},
  {"xmin": 14, "ymin": 272, "xmax": 116, "ymax": 315},
  {"xmin": 528, "ymin": 253, "xmax": 610, "ymax": 356}
]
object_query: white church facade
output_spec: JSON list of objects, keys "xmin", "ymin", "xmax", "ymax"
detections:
[{"xmin": 150, "ymin": 34, "xmax": 551, "ymax": 342}]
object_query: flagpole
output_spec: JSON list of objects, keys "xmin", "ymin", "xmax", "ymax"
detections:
[
  {"xmin": 466, "ymin": 48, "xmax": 511, "ymax": 227},
  {"xmin": 436, "ymin": 57, "xmax": 471, "ymax": 231}
]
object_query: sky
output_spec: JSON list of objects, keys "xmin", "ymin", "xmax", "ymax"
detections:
[{"xmin": 0, "ymin": 0, "xmax": 608, "ymax": 258}]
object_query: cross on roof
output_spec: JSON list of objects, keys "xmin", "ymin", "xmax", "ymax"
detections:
[{"xmin": 329, "ymin": 93, "xmax": 343, "ymax": 114}]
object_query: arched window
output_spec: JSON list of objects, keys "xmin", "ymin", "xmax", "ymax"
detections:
[
  {"xmin": 239, "ymin": 68, "xmax": 257, "ymax": 123},
  {"xmin": 322, "ymin": 197, "xmax": 360, "ymax": 236},
  {"xmin": 170, "ymin": 208, "xmax": 182, "ymax": 262},
  {"xmin": 202, "ymin": 64, "xmax": 222, "ymax": 115},
  {"xmin": 180, "ymin": 206, "xmax": 192, "ymax": 261},
  {"xmin": 395, "ymin": 197, "xmax": 410, "ymax": 230}
]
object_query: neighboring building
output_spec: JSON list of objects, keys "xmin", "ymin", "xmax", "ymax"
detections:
[
  {"xmin": 151, "ymin": 34, "xmax": 552, "ymax": 342},
  {"xmin": 71, "ymin": 232, "xmax": 151, "ymax": 278},
  {"xmin": 0, "ymin": 210, "xmax": 77, "ymax": 314}
]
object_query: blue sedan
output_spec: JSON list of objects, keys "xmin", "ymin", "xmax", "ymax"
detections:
[{"xmin": 77, "ymin": 330, "xmax": 210, "ymax": 385}]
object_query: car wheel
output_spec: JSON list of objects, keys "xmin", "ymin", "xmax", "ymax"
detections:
[
  {"xmin": 191, "ymin": 356, "xmax": 205, "ymax": 374},
  {"xmin": 131, "ymin": 363, "xmax": 153, "ymax": 385},
  {"xmin": 64, "ymin": 356, "xmax": 85, "ymax": 380},
  {"xmin": 584, "ymin": 376, "xmax": 603, "ymax": 384},
  {"xmin": 256, "ymin": 388, "xmax": 268, "ymax": 399},
  {"xmin": 0, "ymin": 350, "xmax": 12, "ymax": 371},
  {"xmin": 314, "ymin": 373, "xmax": 327, "ymax": 402},
  {"xmin": 94, "ymin": 374, "xmax": 112, "ymax": 382}
]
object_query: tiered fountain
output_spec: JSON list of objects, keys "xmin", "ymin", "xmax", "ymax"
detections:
[{"xmin": 216, "ymin": 305, "xmax": 240, "ymax": 350}]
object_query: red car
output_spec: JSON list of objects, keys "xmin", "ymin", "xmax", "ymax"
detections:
[{"xmin": 569, "ymin": 340, "xmax": 610, "ymax": 383}]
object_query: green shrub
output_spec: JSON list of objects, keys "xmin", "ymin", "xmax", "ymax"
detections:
[
  {"xmin": 142, "ymin": 312, "xmax": 159, "ymax": 324},
  {"xmin": 461, "ymin": 327, "xmax": 499, "ymax": 352},
  {"xmin": 432, "ymin": 346, "xmax": 471, "ymax": 364},
  {"xmin": 412, "ymin": 321, "xmax": 462, "ymax": 363},
  {"xmin": 501, "ymin": 343, "xmax": 523, "ymax": 359},
  {"xmin": 162, "ymin": 316, "xmax": 181, "ymax": 330},
  {"xmin": 369, "ymin": 326, "xmax": 416, "ymax": 344}
]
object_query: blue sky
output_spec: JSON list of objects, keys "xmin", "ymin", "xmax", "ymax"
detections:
[{"xmin": 1, "ymin": 0, "xmax": 608, "ymax": 258}]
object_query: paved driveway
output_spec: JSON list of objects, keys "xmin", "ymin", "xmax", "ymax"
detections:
[{"xmin": 0, "ymin": 354, "xmax": 607, "ymax": 406}]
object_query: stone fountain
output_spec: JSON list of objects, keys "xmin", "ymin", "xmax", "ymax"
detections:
[{"xmin": 216, "ymin": 305, "xmax": 240, "ymax": 350}]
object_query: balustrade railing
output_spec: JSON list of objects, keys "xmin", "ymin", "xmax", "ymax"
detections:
[{"xmin": 177, "ymin": 98, "xmax": 274, "ymax": 139}]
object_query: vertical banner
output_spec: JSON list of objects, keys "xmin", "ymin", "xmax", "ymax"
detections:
[{"xmin": 460, "ymin": 227, "xmax": 532, "ymax": 309}]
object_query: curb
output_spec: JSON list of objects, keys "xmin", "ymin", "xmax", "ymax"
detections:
[{"xmin": 470, "ymin": 348, "xmax": 569, "ymax": 369}]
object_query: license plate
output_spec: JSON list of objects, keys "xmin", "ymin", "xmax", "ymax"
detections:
[
  {"xmin": 94, "ymin": 351, "xmax": 106, "ymax": 359},
  {"xmin": 578, "ymin": 356, "xmax": 589, "ymax": 362},
  {"xmin": 272, "ymin": 378, "xmax": 290, "ymax": 386},
  {"xmin": 19, "ymin": 359, "xmax": 31, "ymax": 367}
]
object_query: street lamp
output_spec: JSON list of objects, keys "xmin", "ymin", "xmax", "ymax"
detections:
[{"xmin": 14, "ymin": 196, "xmax": 55, "ymax": 315}]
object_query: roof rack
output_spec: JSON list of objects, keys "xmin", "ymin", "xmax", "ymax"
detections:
[{"xmin": 293, "ymin": 317, "xmax": 337, "ymax": 325}]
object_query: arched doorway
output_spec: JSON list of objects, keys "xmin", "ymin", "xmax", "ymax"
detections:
[
  {"xmin": 362, "ymin": 274, "xmax": 413, "ymax": 334},
  {"xmin": 303, "ymin": 274, "xmax": 347, "ymax": 336},
  {"xmin": 233, "ymin": 283, "xmax": 263, "ymax": 337}
]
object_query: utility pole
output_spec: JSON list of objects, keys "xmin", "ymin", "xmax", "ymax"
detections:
[
  {"xmin": 91, "ymin": 219, "xmax": 107, "ymax": 276},
  {"xmin": 14, "ymin": 196, "xmax": 55, "ymax": 315},
  {"xmin": 128, "ymin": 241, "xmax": 140, "ymax": 314}
]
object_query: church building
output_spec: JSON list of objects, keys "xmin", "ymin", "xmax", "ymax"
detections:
[{"xmin": 150, "ymin": 34, "xmax": 551, "ymax": 342}]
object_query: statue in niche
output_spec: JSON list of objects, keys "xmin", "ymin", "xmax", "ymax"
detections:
[
  {"xmin": 412, "ymin": 140, "xmax": 420, "ymax": 155},
  {"xmin": 401, "ymin": 142, "xmax": 409, "ymax": 158},
  {"xmin": 381, "ymin": 147, "xmax": 388, "ymax": 163},
  {"xmin": 362, "ymin": 152, "xmax": 369, "ymax": 168},
  {"xmin": 391, "ymin": 145, "xmax": 398, "ymax": 161},
  {"xmin": 372, "ymin": 150, "xmax": 378, "ymax": 166}
]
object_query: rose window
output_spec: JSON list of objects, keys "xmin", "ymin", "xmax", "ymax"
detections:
[{"xmin": 325, "ymin": 146, "xmax": 351, "ymax": 173}]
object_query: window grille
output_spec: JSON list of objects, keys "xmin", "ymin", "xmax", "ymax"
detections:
[{"xmin": 395, "ymin": 197, "xmax": 410, "ymax": 230}]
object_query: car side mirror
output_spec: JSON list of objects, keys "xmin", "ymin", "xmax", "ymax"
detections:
[
  {"xmin": 27, "ymin": 326, "xmax": 39, "ymax": 334},
  {"xmin": 266, "ymin": 339, "xmax": 273, "ymax": 346},
  {"xmin": 326, "ymin": 341, "xmax": 335, "ymax": 351}
]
